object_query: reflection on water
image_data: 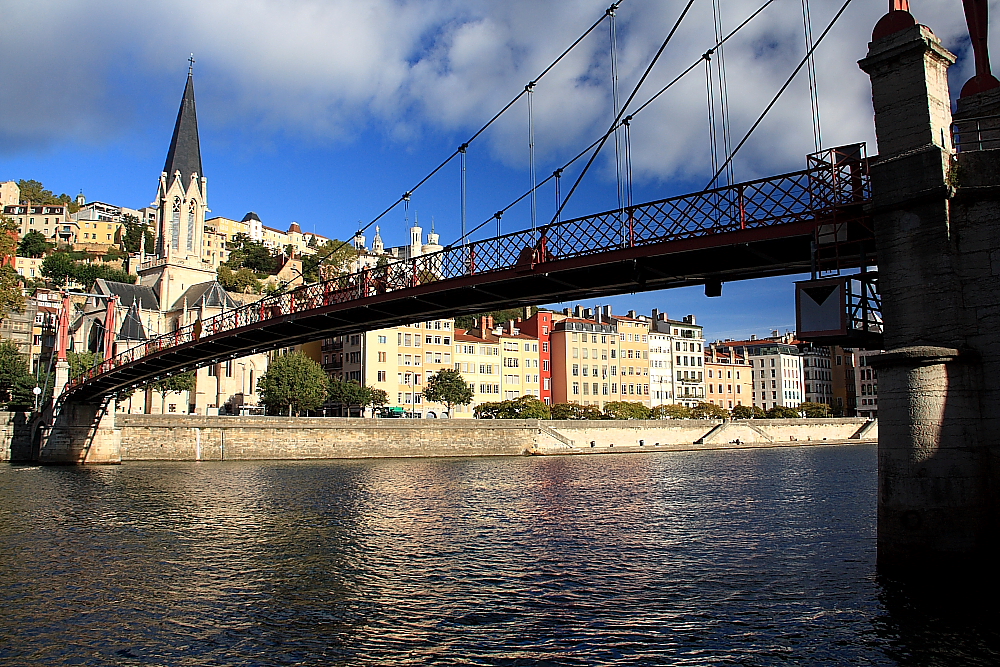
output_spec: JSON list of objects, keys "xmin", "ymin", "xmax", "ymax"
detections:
[{"xmin": 1, "ymin": 445, "xmax": 998, "ymax": 665}]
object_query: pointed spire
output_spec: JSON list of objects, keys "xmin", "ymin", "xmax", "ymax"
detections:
[{"xmin": 163, "ymin": 60, "xmax": 204, "ymax": 194}]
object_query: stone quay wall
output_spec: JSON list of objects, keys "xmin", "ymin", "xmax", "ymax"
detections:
[{"xmin": 111, "ymin": 415, "xmax": 876, "ymax": 462}]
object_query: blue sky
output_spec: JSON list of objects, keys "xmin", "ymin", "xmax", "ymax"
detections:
[{"xmin": 0, "ymin": 0, "xmax": 977, "ymax": 341}]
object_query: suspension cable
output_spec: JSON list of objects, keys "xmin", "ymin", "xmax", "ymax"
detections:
[
  {"xmin": 553, "ymin": 0, "xmax": 698, "ymax": 224},
  {"xmin": 705, "ymin": 0, "xmax": 854, "ymax": 188},
  {"xmin": 802, "ymin": 0, "xmax": 822, "ymax": 152},
  {"xmin": 712, "ymin": 0, "xmax": 734, "ymax": 186},
  {"xmin": 528, "ymin": 82, "xmax": 537, "ymax": 233},
  {"xmin": 609, "ymin": 3, "xmax": 627, "ymax": 239},
  {"xmin": 705, "ymin": 51, "xmax": 719, "ymax": 186},
  {"xmin": 453, "ymin": 0, "xmax": 777, "ymax": 246},
  {"xmin": 308, "ymin": 2, "xmax": 622, "ymax": 269}
]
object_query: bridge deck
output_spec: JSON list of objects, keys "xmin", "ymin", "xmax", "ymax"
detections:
[{"xmin": 66, "ymin": 149, "xmax": 874, "ymax": 400}]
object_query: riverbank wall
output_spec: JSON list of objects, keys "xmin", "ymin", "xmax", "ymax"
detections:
[{"xmin": 104, "ymin": 415, "xmax": 875, "ymax": 461}]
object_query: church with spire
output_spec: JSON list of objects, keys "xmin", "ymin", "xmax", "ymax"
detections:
[{"xmin": 138, "ymin": 58, "xmax": 217, "ymax": 309}]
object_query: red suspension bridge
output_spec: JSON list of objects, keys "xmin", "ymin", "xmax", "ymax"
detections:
[{"xmin": 64, "ymin": 144, "xmax": 872, "ymax": 401}]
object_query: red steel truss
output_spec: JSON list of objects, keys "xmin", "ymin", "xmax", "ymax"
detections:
[{"xmin": 65, "ymin": 144, "xmax": 872, "ymax": 400}]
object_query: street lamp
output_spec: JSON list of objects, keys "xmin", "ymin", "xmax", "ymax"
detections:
[
  {"xmin": 239, "ymin": 362, "xmax": 246, "ymax": 414},
  {"xmin": 32, "ymin": 386, "xmax": 41, "ymax": 412}
]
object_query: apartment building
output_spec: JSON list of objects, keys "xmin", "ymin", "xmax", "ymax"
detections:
[
  {"xmin": 516, "ymin": 309, "xmax": 555, "ymax": 405},
  {"xmin": 718, "ymin": 335, "xmax": 804, "ymax": 411},
  {"xmin": 800, "ymin": 342, "xmax": 835, "ymax": 407},
  {"xmin": 704, "ymin": 344, "xmax": 752, "ymax": 410},
  {"xmin": 324, "ymin": 317, "xmax": 457, "ymax": 417},
  {"xmin": 611, "ymin": 311, "xmax": 652, "ymax": 405},
  {"xmin": 453, "ymin": 327, "xmax": 501, "ymax": 417},
  {"xmin": 0, "ymin": 181, "xmax": 19, "ymax": 206},
  {"xmin": 651, "ymin": 312, "xmax": 706, "ymax": 407},
  {"xmin": 550, "ymin": 311, "xmax": 619, "ymax": 409},
  {"xmin": 3, "ymin": 204, "xmax": 75, "ymax": 244}
]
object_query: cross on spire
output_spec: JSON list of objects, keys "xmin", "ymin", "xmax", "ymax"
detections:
[{"xmin": 188, "ymin": 54, "xmax": 195, "ymax": 74}]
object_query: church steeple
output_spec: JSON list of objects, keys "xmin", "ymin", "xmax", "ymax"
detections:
[{"xmin": 162, "ymin": 57, "xmax": 204, "ymax": 194}]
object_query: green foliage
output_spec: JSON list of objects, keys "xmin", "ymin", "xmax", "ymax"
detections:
[
  {"xmin": 217, "ymin": 265, "xmax": 262, "ymax": 293},
  {"xmin": 730, "ymin": 404, "xmax": 765, "ymax": 419},
  {"xmin": 0, "ymin": 216, "xmax": 17, "ymax": 259},
  {"xmin": 603, "ymin": 400, "xmax": 651, "ymax": 420},
  {"xmin": 223, "ymin": 233, "xmax": 279, "ymax": 275},
  {"xmin": 455, "ymin": 306, "xmax": 538, "ymax": 330},
  {"xmin": 651, "ymin": 403, "xmax": 692, "ymax": 419},
  {"xmin": 257, "ymin": 352, "xmax": 329, "ymax": 416},
  {"xmin": 0, "ymin": 265, "xmax": 24, "ymax": 321},
  {"xmin": 148, "ymin": 370, "xmax": 196, "ymax": 394},
  {"xmin": 16, "ymin": 230, "xmax": 51, "ymax": 258},
  {"xmin": 473, "ymin": 395, "xmax": 550, "ymax": 419},
  {"xmin": 302, "ymin": 239, "xmax": 356, "ymax": 282},
  {"xmin": 17, "ymin": 179, "xmax": 80, "ymax": 213},
  {"xmin": 550, "ymin": 402, "xmax": 606, "ymax": 420},
  {"xmin": 40, "ymin": 252, "xmax": 135, "ymax": 288},
  {"xmin": 0, "ymin": 340, "xmax": 34, "ymax": 409},
  {"xmin": 120, "ymin": 214, "xmax": 155, "ymax": 254},
  {"xmin": 798, "ymin": 401, "xmax": 831, "ymax": 418},
  {"xmin": 327, "ymin": 379, "xmax": 388, "ymax": 412},
  {"xmin": 67, "ymin": 350, "xmax": 98, "ymax": 380},
  {"xmin": 422, "ymin": 368, "xmax": 474, "ymax": 413},
  {"xmin": 103, "ymin": 246, "xmax": 126, "ymax": 262},
  {"xmin": 691, "ymin": 401, "xmax": 729, "ymax": 419},
  {"xmin": 766, "ymin": 405, "xmax": 801, "ymax": 419}
]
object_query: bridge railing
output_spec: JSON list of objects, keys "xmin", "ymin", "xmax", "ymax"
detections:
[{"xmin": 69, "ymin": 145, "xmax": 869, "ymax": 392}]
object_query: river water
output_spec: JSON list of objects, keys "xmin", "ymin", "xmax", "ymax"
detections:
[{"xmin": 1, "ymin": 444, "xmax": 999, "ymax": 666}]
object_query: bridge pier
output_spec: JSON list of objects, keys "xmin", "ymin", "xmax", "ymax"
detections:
[
  {"xmin": 37, "ymin": 398, "xmax": 121, "ymax": 465},
  {"xmin": 860, "ymin": 19, "xmax": 1000, "ymax": 578}
]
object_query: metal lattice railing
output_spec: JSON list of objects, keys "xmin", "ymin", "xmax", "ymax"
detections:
[
  {"xmin": 68, "ymin": 144, "xmax": 870, "ymax": 393},
  {"xmin": 952, "ymin": 114, "xmax": 1000, "ymax": 153}
]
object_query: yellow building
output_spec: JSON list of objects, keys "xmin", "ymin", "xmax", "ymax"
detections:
[
  {"xmin": 549, "ymin": 314, "xmax": 619, "ymax": 409},
  {"xmin": 609, "ymin": 312, "xmax": 651, "ymax": 406},
  {"xmin": 453, "ymin": 327, "xmax": 501, "ymax": 417},
  {"xmin": 704, "ymin": 345, "xmax": 752, "ymax": 410}
]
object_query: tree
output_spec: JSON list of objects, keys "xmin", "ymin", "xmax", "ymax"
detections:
[
  {"xmin": 17, "ymin": 179, "xmax": 79, "ymax": 213},
  {"xmin": 257, "ymin": 352, "xmax": 329, "ymax": 416},
  {"xmin": 0, "ymin": 265, "xmax": 24, "ymax": 322},
  {"xmin": 120, "ymin": 214, "xmax": 154, "ymax": 254},
  {"xmin": 651, "ymin": 403, "xmax": 692, "ymax": 419},
  {"xmin": 327, "ymin": 379, "xmax": 390, "ymax": 416},
  {"xmin": 766, "ymin": 405, "xmax": 801, "ymax": 419},
  {"xmin": 223, "ymin": 233, "xmax": 278, "ymax": 275},
  {"xmin": 147, "ymin": 371, "xmax": 196, "ymax": 415},
  {"xmin": 691, "ymin": 401, "xmax": 729, "ymax": 419},
  {"xmin": 302, "ymin": 239, "xmax": 356, "ymax": 282},
  {"xmin": 218, "ymin": 265, "xmax": 262, "ymax": 293},
  {"xmin": 0, "ymin": 340, "xmax": 34, "ymax": 409},
  {"xmin": 41, "ymin": 252, "xmax": 76, "ymax": 287},
  {"xmin": 67, "ymin": 350, "xmax": 98, "ymax": 380},
  {"xmin": 550, "ymin": 402, "xmax": 605, "ymax": 420},
  {"xmin": 16, "ymin": 230, "xmax": 51, "ymax": 258},
  {"xmin": 603, "ymin": 400, "xmax": 651, "ymax": 420},
  {"xmin": 731, "ymin": 404, "xmax": 760, "ymax": 419},
  {"xmin": 798, "ymin": 401, "xmax": 832, "ymax": 418},
  {"xmin": 0, "ymin": 215, "xmax": 17, "ymax": 260},
  {"xmin": 422, "ymin": 368, "xmax": 473, "ymax": 416},
  {"xmin": 473, "ymin": 395, "xmax": 550, "ymax": 419}
]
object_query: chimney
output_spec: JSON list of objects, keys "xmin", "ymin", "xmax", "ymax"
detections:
[
  {"xmin": 563, "ymin": 307, "xmax": 571, "ymax": 316},
  {"xmin": 595, "ymin": 307, "xmax": 603, "ymax": 325},
  {"xmin": 508, "ymin": 319, "xmax": 515, "ymax": 333},
  {"xmin": 772, "ymin": 329, "xmax": 779, "ymax": 338},
  {"xmin": 583, "ymin": 307, "xmax": 593, "ymax": 320},
  {"xmin": 651, "ymin": 308, "xmax": 660, "ymax": 322},
  {"xmin": 523, "ymin": 306, "xmax": 532, "ymax": 319},
  {"xmin": 684, "ymin": 314, "xmax": 696, "ymax": 325},
  {"xmin": 574, "ymin": 305, "xmax": 583, "ymax": 318},
  {"xmin": 750, "ymin": 334, "xmax": 757, "ymax": 341},
  {"xmin": 628, "ymin": 309, "xmax": 637, "ymax": 319},
  {"xmin": 487, "ymin": 315, "xmax": 494, "ymax": 330}
]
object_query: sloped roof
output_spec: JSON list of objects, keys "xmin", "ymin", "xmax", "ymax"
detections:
[
  {"xmin": 94, "ymin": 278, "xmax": 159, "ymax": 310},
  {"xmin": 169, "ymin": 280, "xmax": 240, "ymax": 311},
  {"xmin": 241, "ymin": 212, "xmax": 261, "ymax": 223},
  {"xmin": 118, "ymin": 300, "xmax": 147, "ymax": 341},
  {"xmin": 163, "ymin": 72, "xmax": 204, "ymax": 193}
]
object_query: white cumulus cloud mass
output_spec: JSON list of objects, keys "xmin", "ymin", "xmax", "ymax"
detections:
[{"xmin": 0, "ymin": 0, "xmax": 980, "ymax": 182}]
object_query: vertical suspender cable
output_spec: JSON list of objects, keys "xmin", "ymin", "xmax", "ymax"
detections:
[
  {"xmin": 554, "ymin": 169, "xmax": 563, "ymax": 224},
  {"xmin": 712, "ymin": 0, "xmax": 734, "ymax": 186},
  {"xmin": 623, "ymin": 117, "xmax": 633, "ymax": 210},
  {"xmin": 801, "ymin": 0, "xmax": 822, "ymax": 151},
  {"xmin": 527, "ymin": 83, "xmax": 537, "ymax": 234},
  {"xmin": 609, "ymin": 3, "xmax": 626, "ymax": 244},
  {"xmin": 459, "ymin": 143, "xmax": 468, "ymax": 247},
  {"xmin": 704, "ymin": 52, "xmax": 719, "ymax": 187}
]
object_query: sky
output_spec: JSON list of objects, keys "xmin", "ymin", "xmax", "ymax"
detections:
[{"xmin": 0, "ymin": 0, "xmax": 979, "ymax": 342}]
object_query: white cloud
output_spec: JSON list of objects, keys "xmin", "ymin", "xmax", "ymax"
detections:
[{"xmin": 0, "ymin": 0, "xmax": 982, "ymax": 182}]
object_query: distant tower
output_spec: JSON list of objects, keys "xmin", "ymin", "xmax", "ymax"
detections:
[
  {"xmin": 372, "ymin": 226, "xmax": 384, "ymax": 254},
  {"xmin": 155, "ymin": 57, "xmax": 207, "ymax": 261}
]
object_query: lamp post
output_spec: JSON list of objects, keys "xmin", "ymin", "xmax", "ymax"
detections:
[
  {"xmin": 32, "ymin": 386, "xmax": 41, "ymax": 412},
  {"xmin": 239, "ymin": 362, "xmax": 246, "ymax": 414}
]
